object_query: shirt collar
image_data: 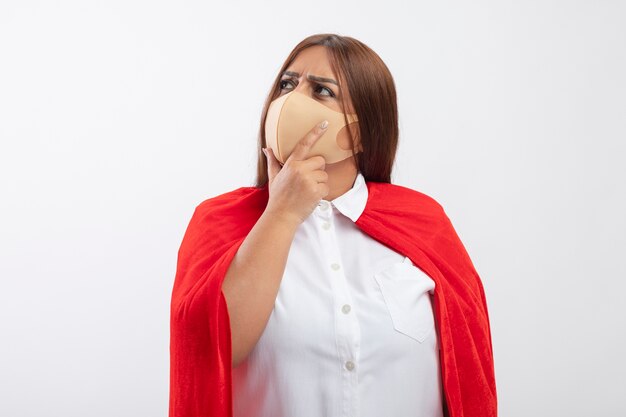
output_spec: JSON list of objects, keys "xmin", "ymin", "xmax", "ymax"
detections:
[{"xmin": 318, "ymin": 171, "xmax": 368, "ymax": 223}]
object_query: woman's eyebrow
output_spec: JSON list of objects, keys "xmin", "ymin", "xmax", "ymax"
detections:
[{"xmin": 282, "ymin": 70, "xmax": 338, "ymax": 86}]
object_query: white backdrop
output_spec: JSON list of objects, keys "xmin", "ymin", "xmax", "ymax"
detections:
[{"xmin": 1, "ymin": 1, "xmax": 624, "ymax": 416}]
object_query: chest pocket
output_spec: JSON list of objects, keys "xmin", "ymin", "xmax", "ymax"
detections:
[{"xmin": 374, "ymin": 256, "xmax": 436, "ymax": 343}]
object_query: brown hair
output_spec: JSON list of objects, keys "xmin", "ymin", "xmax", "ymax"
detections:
[{"xmin": 254, "ymin": 33, "xmax": 399, "ymax": 188}]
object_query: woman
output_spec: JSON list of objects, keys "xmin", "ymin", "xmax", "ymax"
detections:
[{"xmin": 169, "ymin": 34, "xmax": 497, "ymax": 417}]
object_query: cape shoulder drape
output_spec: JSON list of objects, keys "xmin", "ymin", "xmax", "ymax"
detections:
[{"xmin": 169, "ymin": 180, "xmax": 497, "ymax": 417}]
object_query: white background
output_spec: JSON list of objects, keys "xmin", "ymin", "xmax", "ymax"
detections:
[{"xmin": 1, "ymin": 1, "xmax": 624, "ymax": 416}]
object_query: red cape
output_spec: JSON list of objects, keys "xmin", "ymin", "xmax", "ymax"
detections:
[{"xmin": 169, "ymin": 180, "xmax": 497, "ymax": 417}]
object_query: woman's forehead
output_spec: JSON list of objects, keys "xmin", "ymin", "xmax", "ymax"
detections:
[{"xmin": 287, "ymin": 46, "xmax": 338, "ymax": 81}]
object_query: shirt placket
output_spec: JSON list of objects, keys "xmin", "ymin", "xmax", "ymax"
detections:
[{"xmin": 314, "ymin": 200, "xmax": 361, "ymax": 417}]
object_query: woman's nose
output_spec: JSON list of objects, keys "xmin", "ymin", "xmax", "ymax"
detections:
[{"xmin": 293, "ymin": 80, "xmax": 311, "ymax": 94}]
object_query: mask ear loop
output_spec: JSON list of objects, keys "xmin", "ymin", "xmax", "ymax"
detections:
[{"xmin": 343, "ymin": 113, "xmax": 361, "ymax": 156}]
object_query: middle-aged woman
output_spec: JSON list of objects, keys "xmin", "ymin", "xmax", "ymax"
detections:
[{"xmin": 169, "ymin": 33, "xmax": 497, "ymax": 417}]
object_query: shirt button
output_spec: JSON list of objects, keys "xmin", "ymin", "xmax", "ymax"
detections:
[
  {"xmin": 331, "ymin": 263, "xmax": 340, "ymax": 271},
  {"xmin": 320, "ymin": 201, "xmax": 330, "ymax": 210},
  {"xmin": 341, "ymin": 304, "xmax": 351, "ymax": 314},
  {"xmin": 345, "ymin": 360, "xmax": 355, "ymax": 371},
  {"xmin": 322, "ymin": 221, "xmax": 331, "ymax": 230}
]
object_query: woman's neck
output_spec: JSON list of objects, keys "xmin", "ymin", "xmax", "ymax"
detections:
[{"xmin": 323, "ymin": 157, "xmax": 359, "ymax": 201}]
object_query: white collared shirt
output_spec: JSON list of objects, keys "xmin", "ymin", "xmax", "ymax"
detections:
[{"xmin": 232, "ymin": 171, "xmax": 443, "ymax": 417}]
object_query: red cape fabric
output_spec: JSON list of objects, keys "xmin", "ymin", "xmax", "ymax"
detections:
[{"xmin": 169, "ymin": 180, "xmax": 497, "ymax": 417}]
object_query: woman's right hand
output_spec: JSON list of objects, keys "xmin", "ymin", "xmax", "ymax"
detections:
[{"xmin": 262, "ymin": 119, "xmax": 330, "ymax": 227}]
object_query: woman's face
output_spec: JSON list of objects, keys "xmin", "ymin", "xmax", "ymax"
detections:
[
  {"xmin": 278, "ymin": 45, "xmax": 356, "ymax": 115},
  {"xmin": 277, "ymin": 45, "xmax": 361, "ymax": 152}
]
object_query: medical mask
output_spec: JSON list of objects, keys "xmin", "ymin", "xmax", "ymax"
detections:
[{"xmin": 264, "ymin": 90, "xmax": 360, "ymax": 165}]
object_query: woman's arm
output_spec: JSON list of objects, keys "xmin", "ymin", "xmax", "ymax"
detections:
[
  {"xmin": 221, "ymin": 208, "xmax": 300, "ymax": 367},
  {"xmin": 223, "ymin": 122, "xmax": 330, "ymax": 367}
]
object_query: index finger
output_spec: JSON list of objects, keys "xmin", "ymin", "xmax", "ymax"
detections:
[{"xmin": 287, "ymin": 120, "xmax": 329, "ymax": 162}]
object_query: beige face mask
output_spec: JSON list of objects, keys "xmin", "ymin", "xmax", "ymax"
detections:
[{"xmin": 264, "ymin": 90, "xmax": 360, "ymax": 165}]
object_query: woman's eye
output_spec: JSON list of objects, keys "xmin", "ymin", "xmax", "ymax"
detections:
[
  {"xmin": 316, "ymin": 85, "xmax": 334, "ymax": 97},
  {"xmin": 279, "ymin": 80, "xmax": 294, "ymax": 90}
]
